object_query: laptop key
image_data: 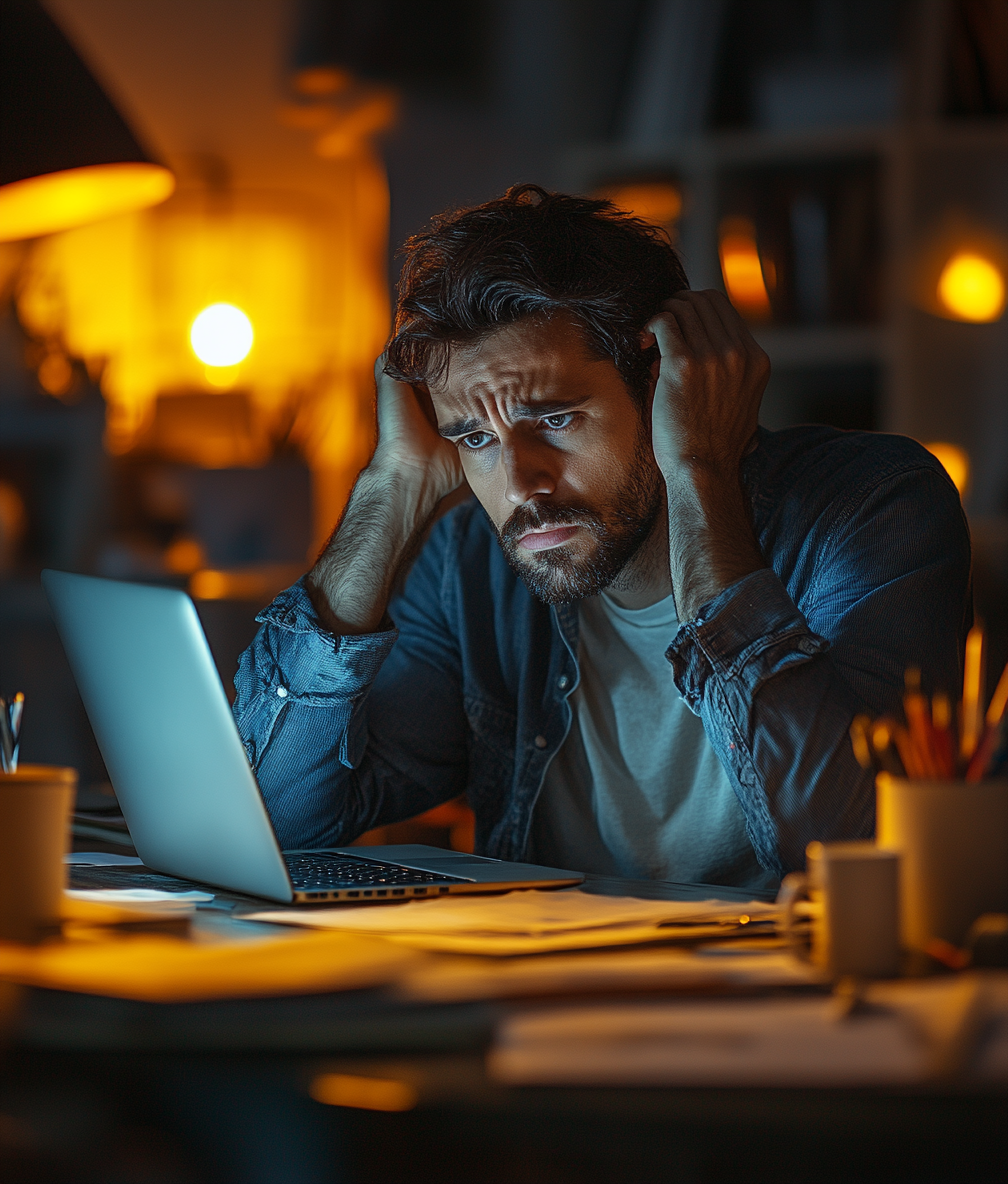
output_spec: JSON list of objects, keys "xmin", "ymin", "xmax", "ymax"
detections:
[{"xmin": 283, "ymin": 853, "xmax": 467, "ymax": 891}]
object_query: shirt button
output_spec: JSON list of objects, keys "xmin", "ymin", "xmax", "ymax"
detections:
[
  {"xmin": 276, "ymin": 686, "xmax": 288, "ymax": 698},
  {"xmin": 534, "ymin": 735, "xmax": 548, "ymax": 749},
  {"xmin": 557, "ymin": 676, "xmax": 569, "ymax": 690}
]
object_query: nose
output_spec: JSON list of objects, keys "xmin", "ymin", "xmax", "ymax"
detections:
[{"xmin": 502, "ymin": 436, "xmax": 558, "ymax": 506}]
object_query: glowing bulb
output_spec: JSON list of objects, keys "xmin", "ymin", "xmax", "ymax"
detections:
[
  {"xmin": 719, "ymin": 218, "xmax": 772, "ymax": 320},
  {"xmin": 924, "ymin": 442, "xmax": 970, "ymax": 496},
  {"xmin": 937, "ymin": 252, "xmax": 1005, "ymax": 322},
  {"xmin": 190, "ymin": 303, "xmax": 254, "ymax": 366}
]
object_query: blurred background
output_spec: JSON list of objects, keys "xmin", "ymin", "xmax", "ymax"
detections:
[{"xmin": 0, "ymin": 0, "xmax": 1005, "ymax": 853}]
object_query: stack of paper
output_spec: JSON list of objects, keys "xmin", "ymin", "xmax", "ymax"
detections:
[
  {"xmin": 487, "ymin": 973, "xmax": 1008, "ymax": 1087},
  {"xmin": 399, "ymin": 946, "xmax": 820, "ymax": 1002},
  {"xmin": 0, "ymin": 926, "xmax": 424, "ymax": 1003},
  {"xmin": 65, "ymin": 888, "xmax": 214, "ymax": 920},
  {"xmin": 242, "ymin": 889, "xmax": 778, "ymax": 955}
]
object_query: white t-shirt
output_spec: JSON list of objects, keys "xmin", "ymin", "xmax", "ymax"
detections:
[{"xmin": 530, "ymin": 592, "xmax": 777, "ymax": 891}]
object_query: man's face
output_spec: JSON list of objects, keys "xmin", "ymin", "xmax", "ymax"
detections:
[{"xmin": 428, "ymin": 315, "xmax": 663, "ymax": 604}]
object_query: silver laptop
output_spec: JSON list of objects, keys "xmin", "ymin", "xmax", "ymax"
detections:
[{"xmin": 42, "ymin": 570, "xmax": 583, "ymax": 904}]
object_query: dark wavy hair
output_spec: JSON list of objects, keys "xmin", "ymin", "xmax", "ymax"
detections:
[{"xmin": 384, "ymin": 184, "xmax": 690, "ymax": 404}]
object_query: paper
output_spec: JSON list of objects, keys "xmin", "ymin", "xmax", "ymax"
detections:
[
  {"xmin": 487, "ymin": 973, "xmax": 1008, "ymax": 1087},
  {"xmin": 242, "ymin": 889, "xmax": 778, "ymax": 955},
  {"xmin": 66, "ymin": 853, "xmax": 144, "ymax": 866},
  {"xmin": 0, "ymin": 927, "xmax": 425, "ymax": 1003},
  {"xmin": 66, "ymin": 888, "xmax": 214, "ymax": 915},
  {"xmin": 399, "ymin": 947, "xmax": 821, "ymax": 1002}
]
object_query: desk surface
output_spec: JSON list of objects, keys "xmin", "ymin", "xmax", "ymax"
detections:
[{"xmin": 2, "ymin": 864, "xmax": 1004, "ymax": 1184}]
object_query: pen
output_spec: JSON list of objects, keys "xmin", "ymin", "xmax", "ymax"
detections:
[{"xmin": 0, "ymin": 692, "xmax": 22, "ymax": 773}]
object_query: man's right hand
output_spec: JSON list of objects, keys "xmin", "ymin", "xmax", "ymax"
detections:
[
  {"xmin": 306, "ymin": 356, "xmax": 464, "ymax": 637},
  {"xmin": 371, "ymin": 357, "xmax": 464, "ymax": 500}
]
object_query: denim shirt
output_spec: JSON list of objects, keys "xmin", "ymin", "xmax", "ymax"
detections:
[{"xmin": 233, "ymin": 425, "xmax": 972, "ymax": 880}]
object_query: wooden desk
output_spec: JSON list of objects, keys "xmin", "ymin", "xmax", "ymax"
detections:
[{"xmin": 1, "ymin": 865, "xmax": 1004, "ymax": 1184}]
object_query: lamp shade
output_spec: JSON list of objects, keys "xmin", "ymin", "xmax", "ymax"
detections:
[{"xmin": 0, "ymin": 0, "xmax": 173, "ymax": 241}]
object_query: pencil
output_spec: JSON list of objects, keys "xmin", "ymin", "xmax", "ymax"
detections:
[
  {"xmin": 849, "ymin": 715, "xmax": 873, "ymax": 770},
  {"xmin": 965, "ymin": 657, "xmax": 1008, "ymax": 781},
  {"xmin": 985, "ymin": 657, "xmax": 1008, "ymax": 729},
  {"xmin": 931, "ymin": 693, "xmax": 957, "ymax": 777},
  {"xmin": 904, "ymin": 674, "xmax": 942, "ymax": 777},
  {"xmin": 872, "ymin": 719, "xmax": 910, "ymax": 778},
  {"xmin": 961, "ymin": 626, "xmax": 985, "ymax": 762}
]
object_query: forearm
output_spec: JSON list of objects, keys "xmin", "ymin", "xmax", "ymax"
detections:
[
  {"xmin": 669, "ymin": 571, "xmax": 875, "ymax": 875},
  {"xmin": 665, "ymin": 461, "xmax": 766, "ymax": 622},
  {"xmin": 307, "ymin": 461, "xmax": 446, "ymax": 635},
  {"xmin": 231, "ymin": 594, "xmax": 401, "ymax": 846},
  {"xmin": 232, "ymin": 516, "xmax": 472, "ymax": 849}
]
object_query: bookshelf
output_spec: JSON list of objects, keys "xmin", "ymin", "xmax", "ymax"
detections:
[{"xmin": 562, "ymin": 119, "xmax": 1008, "ymax": 472}]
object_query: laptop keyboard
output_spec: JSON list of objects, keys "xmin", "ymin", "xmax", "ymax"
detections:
[{"xmin": 284, "ymin": 852, "xmax": 469, "ymax": 901}]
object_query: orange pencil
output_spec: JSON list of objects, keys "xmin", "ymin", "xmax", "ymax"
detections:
[
  {"xmin": 960, "ymin": 625, "xmax": 985, "ymax": 762},
  {"xmin": 965, "ymin": 657, "xmax": 1008, "ymax": 781},
  {"xmin": 931, "ymin": 693, "xmax": 957, "ymax": 777},
  {"xmin": 849, "ymin": 715, "xmax": 873, "ymax": 770},
  {"xmin": 904, "ymin": 674, "xmax": 941, "ymax": 777},
  {"xmin": 984, "ymin": 656, "xmax": 1008, "ymax": 730},
  {"xmin": 887, "ymin": 719, "xmax": 925, "ymax": 779}
]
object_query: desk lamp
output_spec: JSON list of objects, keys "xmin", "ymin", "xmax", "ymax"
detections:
[{"xmin": 0, "ymin": 0, "xmax": 174, "ymax": 242}]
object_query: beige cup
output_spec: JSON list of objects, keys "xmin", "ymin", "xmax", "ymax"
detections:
[
  {"xmin": 780, "ymin": 840, "xmax": 901, "ymax": 979},
  {"xmin": 0, "ymin": 765, "xmax": 77, "ymax": 942},
  {"xmin": 876, "ymin": 773, "xmax": 1008, "ymax": 949}
]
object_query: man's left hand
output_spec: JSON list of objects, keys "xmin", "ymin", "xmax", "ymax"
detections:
[
  {"xmin": 642, "ymin": 289, "xmax": 770, "ymax": 484},
  {"xmin": 641, "ymin": 289, "xmax": 770, "ymax": 621}
]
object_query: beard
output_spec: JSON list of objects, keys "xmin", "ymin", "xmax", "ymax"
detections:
[{"xmin": 494, "ymin": 421, "xmax": 664, "ymax": 605}]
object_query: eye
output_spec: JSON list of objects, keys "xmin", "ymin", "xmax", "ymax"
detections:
[
  {"xmin": 541, "ymin": 412, "xmax": 574, "ymax": 431},
  {"xmin": 459, "ymin": 431, "xmax": 496, "ymax": 451}
]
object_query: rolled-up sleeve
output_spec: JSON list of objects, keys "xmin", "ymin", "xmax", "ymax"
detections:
[
  {"xmin": 232, "ymin": 509, "xmax": 474, "ymax": 850},
  {"xmin": 666, "ymin": 464, "xmax": 971, "ymax": 877},
  {"xmin": 232, "ymin": 579, "xmax": 399, "ymax": 846}
]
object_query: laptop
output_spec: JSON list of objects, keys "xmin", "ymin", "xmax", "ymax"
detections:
[{"xmin": 42, "ymin": 570, "xmax": 583, "ymax": 904}]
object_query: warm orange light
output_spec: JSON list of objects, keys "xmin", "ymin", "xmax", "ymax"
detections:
[
  {"xmin": 164, "ymin": 537, "xmax": 206, "ymax": 575},
  {"xmin": 719, "ymin": 218, "xmax": 772, "ymax": 320},
  {"xmin": 924, "ymin": 441, "xmax": 970, "ymax": 496},
  {"xmin": 17, "ymin": 164, "xmax": 392, "ymax": 550},
  {"xmin": 190, "ymin": 304, "xmax": 254, "ymax": 367},
  {"xmin": 313, "ymin": 93, "xmax": 398, "ymax": 160},
  {"xmin": 0, "ymin": 163, "xmax": 174, "ymax": 243},
  {"xmin": 309, "ymin": 1073, "xmax": 418, "ymax": 1112},
  {"xmin": 936, "ymin": 252, "xmax": 1005, "ymax": 322},
  {"xmin": 603, "ymin": 182, "xmax": 682, "ymax": 228},
  {"xmin": 37, "ymin": 351, "xmax": 74, "ymax": 397},
  {"xmin": 293, "ymin": 66, "xmax": 353, "ymax": 96}
]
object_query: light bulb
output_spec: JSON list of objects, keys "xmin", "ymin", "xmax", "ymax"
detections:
[
  {"xmin": 190, "ymin": 303, "xmax": 253, "ymax": 367},
  {"xmin": 937, "ymin": 253, "xmax": 1005, "ymax": 323}
]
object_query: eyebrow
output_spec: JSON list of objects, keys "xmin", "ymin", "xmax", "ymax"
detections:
[{"xmin": 438, "ymin": 397, "xmax": 590, "ymax": 439}]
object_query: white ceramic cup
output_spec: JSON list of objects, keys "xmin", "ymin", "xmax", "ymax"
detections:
[
  {"xmin": 780, "ymin": 840, "xmax": 901, "ymax": 979},
  {"xmin": 876, "ymin": 773, "xmax": 1008, "ymax": 949},
  {"xmin": 0, "ymin": 765, "xmax": 77, "ymax": 942}
]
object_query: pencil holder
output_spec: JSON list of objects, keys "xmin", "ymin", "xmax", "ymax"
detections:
[
  {"xmin": 0, "ymin": 765, "xmax": 77, "ymax": 943},
  {"xmin": 876, "ymin": 774, "xmax": 1008, "ymax": 949}
]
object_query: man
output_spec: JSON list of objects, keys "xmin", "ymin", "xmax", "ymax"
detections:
[{"xmin": 234, "ymin": 185, "xmax": 971, "ymax": 889}]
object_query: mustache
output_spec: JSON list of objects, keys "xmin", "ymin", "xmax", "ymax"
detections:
[{"xmin": 498, "ymin": 500, "xmax": 602, "ymax": 546}]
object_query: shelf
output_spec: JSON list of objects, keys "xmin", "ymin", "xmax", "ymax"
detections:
[{"xmin": 564, "ymin": 118, "xmax": 1008, "ymax": 183}]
